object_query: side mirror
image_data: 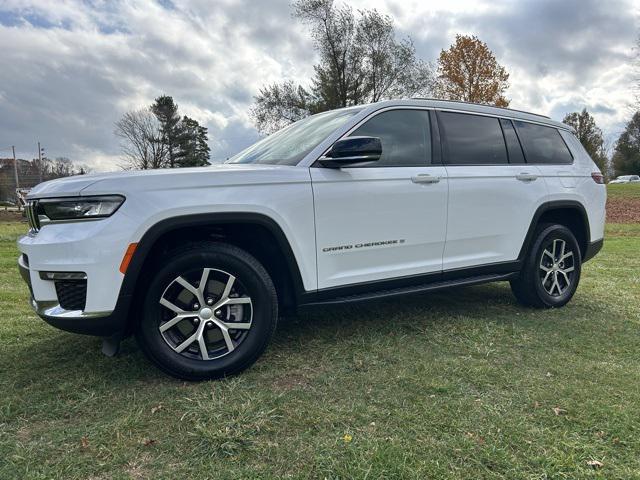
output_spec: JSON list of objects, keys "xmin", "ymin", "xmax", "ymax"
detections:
[{"xmin": 319, "ymin": 136, "xmax": 382, "ymax": 168}]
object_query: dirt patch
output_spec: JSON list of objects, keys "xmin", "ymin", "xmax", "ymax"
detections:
[
  {"xmin": 0, "ymin": 210, "xmax": 23, "ymax": 221},
  {"xmin": 272, "ymin": 373, "xmax": 312, "ymax": 391},
  {"xmin": 607, "ymin": 197, "xmax": 640, "ymax": 223}
]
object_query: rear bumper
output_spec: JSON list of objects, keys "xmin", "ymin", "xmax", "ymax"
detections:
[{"xmin": 583, "ymin": 238, "xmax": 603, "ymax": 263}]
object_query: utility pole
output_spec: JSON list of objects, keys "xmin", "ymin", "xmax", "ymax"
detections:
[
  {"xmin": 37, "ymin": 141, "xmax": 43, "ymax": 184},
  {"xmin": 12, "ymin": 145, "xmax": 20, "ymax": 211},
  {"xmin": 12, "ymin": 145, "xmax": 19, "ymax": 189}
]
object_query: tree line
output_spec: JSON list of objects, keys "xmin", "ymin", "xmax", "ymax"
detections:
[
  {"xmin": 250, "ymin": 1, "xmax": 510, "ymax": 135},
  {"xmin": 114, "ymin": 0, "xmax": 638, "ymax": 177},
  {"xmin": 115, "ymin": 95, "xmax": 210, "ymax": 170}
]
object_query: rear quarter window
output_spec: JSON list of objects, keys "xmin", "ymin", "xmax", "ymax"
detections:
[{"xmin": 514, "ymin": 121, "xmax": 573, "ymax": 164}]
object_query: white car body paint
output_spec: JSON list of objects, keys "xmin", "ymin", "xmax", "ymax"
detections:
[{"xmin": 17, "ymin": 99, "xmax": 606, "ymax": 328}]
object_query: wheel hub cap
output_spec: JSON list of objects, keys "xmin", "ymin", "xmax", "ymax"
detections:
[
  {"xmin": 539, "ymin": 238, "xmax": 575, "ymax": 297},
  {"xmin": 157, "ymin": 268, "xmax": 253, "ymax": 361}
]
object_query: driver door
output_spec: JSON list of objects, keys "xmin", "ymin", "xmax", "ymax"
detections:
[{"xmin": 310, "ymin": 108, "xmax": 448, "ymax": 290}]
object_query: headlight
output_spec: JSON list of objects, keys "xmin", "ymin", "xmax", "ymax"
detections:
[{"xmin": 36, "ymin": 195, "xmax": 125, "ymax": 222}]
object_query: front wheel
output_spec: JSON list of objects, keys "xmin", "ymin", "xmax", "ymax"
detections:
[
  {"xmin": 510, "ymin": 224, "xmax": 582, "ymax": 308},
  {"xmin": 136, "ymin": 242, "xmax": 278, "ymax": 380}
]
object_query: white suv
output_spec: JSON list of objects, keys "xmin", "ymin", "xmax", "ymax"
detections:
[{"xmin": 18, "ymin": 99, "xmax": 606, "ymax": 380}]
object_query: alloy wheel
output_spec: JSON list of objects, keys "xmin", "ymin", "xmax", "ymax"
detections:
[
  {"xmin": 158, "ymin": 268, "xmax": 253, "ymax": 361},
  {"xmin": 539, "ymin": 238, "xmax": 575, "ymax": 297}
]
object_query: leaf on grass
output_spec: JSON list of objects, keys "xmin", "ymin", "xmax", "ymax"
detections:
[
  {"xmin": 553, "ymin": 407, "xmax": 567, "ymax": 416},
  {"xmin": 80, "ymin": 436, "xmax": 89, "ymax": 450},
  {"xmin": 143, "ymin": 439, "xmax": 157, "ymax": 447},
  {"xmin": 465, "ymin": 432, "xmax": 485, "ymax": 445},
  {"xmin": 151, "ymin": 405, "xmax": 163, "ymax": 414},
  {"xmin": 343, "ymin": 434, "xmax": 353, "ymax": 443},
  {"xmin": 586, "ymin": 460, "xmax": 603, "ymax": 469}
]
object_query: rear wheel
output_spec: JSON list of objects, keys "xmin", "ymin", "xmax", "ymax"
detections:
[
  {"xmin": 136, "ymin": 242, "xmax": 277, "ymax": 380},
  {"xmin": 510, "ymin": 224, "xmax": 582, "ymax": 308}
]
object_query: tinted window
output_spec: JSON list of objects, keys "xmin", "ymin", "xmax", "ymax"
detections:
[
  {"xmin": 514, "ymin": 121, "xmax": 573, "ymax": 164},
  {"xmin": 348, "ymin": 109, "xmax": 431, "ymax": 166},
  {"xmin": 500, "ymin": 119, "xmax": 525, "ymax": 164},
  {"xmin": 439, "ymin": 112, "xmax": 508, "ymax": 165}
]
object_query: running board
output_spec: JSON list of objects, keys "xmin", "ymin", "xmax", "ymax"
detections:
[{"xmin": 299, "ymin": 273, "xmax": 515, "ymax": 307}]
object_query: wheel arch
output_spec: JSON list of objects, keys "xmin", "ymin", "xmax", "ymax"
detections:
[
  {"xmin": 119, "ymin": 213, "xmax": 306, "ymax": 333},
  {"xmin": 518, "ymin": 201, "xmax": 590, "ymax": 261}
]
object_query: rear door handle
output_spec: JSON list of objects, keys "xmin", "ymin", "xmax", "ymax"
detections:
[
  {"xmin": 411, "ymin": 174, "xmax": 440, "ymax": 184},
  {"xmin": 516, "ymin": 172, "xmax": 538, "ymax": 182}
]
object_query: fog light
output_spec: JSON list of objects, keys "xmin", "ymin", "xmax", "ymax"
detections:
[{"xmin": 39, "ymin": 271, "xmax": 87, "ymax": 281}]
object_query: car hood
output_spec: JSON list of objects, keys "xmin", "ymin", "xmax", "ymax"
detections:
[{"xmin": 27, "ymin": 163, "xmax": 309, "ymax": 198}]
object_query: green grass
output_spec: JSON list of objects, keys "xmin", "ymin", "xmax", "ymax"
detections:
[
  {"xmin": 607, "ymin": 182, "xmax": 640, "ymax": 199},
  {"xmin": 1, "ymin": 219, "xmax": 640, "ymax": 479}
]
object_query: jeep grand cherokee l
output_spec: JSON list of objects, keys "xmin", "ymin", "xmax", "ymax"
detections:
[{"xmin": 18, "ymin": 99, "xmax": 606, "ymax": 380}]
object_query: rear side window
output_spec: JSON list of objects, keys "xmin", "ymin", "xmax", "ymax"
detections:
[
  {"xmin": 514, "ymin": 121, "xmax": 573, "ymax": 164},
  {"xmin": 349, "ymin": 109, "xmax": 431, "ymax": 166},
  {"xmin": 439, "ymin": 112, "xmax": 508, "ymax": 165}
]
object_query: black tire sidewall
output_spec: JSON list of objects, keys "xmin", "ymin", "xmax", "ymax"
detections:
[
  {"xmin": 137, "ymin": 245, "xmax": 277, "ymax": 380},
  {"xmin": 529, "ymin": 225, "xmax": 582, "ymax": 307}
]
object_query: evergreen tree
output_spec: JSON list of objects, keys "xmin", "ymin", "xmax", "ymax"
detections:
[
  {"xmin": 612, "ymin": 112, "xmax": 640, "ymax": 176},
  {"xmin": 175, "ymin": 116, "xmax": 211, "ymax": 167},
  {"xmin": 151, "ymin": 95, "xmax": 181, "ymax": 168}
]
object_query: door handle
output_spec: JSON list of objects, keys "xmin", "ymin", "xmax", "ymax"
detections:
[
  {"xmin": 516, "ymin": 172, "xmax": 538, "ymax": 182},
  {"xmin": 411, "ymin": 174, "xmax": 440, "ymax": 184}
]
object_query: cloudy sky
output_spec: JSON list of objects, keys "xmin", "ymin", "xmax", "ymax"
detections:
[{"xmin": 0, "ymin": 0, "xmax": 637, "ymax": 171}]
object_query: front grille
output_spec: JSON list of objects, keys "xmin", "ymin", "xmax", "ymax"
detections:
[
  {"xmin": 25, "ymin": 201, "xmax": 40, "ymax": 233},
  {"xmin": 55, "ymin": 280, "xmax": 87, "ymax": 311}
]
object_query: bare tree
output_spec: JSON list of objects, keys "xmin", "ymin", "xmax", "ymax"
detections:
[
  {"xmin": 249, "ymin": 81, "xmax": 317, "ymax": 135},
  {"xmin": 114, "ymin": 109, "xmax": 167, "ymax": 170},
  {"xmin": 250, "ymin": 0, "xmax": 434, "ymax": 134},
  {"xmin": 356, "ymin": 9, "xmax": 433, "ymax": 102}
]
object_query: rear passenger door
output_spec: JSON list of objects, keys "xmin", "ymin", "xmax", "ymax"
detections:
[{"xmin": 438, "ymin": 111, "xmax": 548, "ymax": 271}]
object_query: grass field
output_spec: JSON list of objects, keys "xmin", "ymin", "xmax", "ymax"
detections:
[{"xmin": 1, "ymin": 189, "xmax": 640, "ymax": 479}]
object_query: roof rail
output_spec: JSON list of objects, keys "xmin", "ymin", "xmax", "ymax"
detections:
[{"xmin": 410, "ymin": 98, "xmax": 551, "ymax": 120}]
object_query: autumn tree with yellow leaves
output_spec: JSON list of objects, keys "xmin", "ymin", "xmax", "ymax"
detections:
[{"xmin": 435, "ymin": 34, "xmax": 510, "ymax": 107}]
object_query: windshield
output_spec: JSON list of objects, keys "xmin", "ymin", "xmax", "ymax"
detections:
[{"xmin": 227, "ymin": 107, "xmax": 362, "ymax": 166}]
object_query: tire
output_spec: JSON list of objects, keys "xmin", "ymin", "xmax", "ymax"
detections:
[
  {"xmin": 510, "ymin": 224, "xmax": 582, "ymax": 308},
  {"xmin": 136, "ymin": 242, "xmax": 278, "ymax": 380}
]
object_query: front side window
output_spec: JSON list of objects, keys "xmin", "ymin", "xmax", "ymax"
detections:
[
  {"xmin": 514, "ymin": 121, "xmax": 573, "ymax": 164},
  {"xmin": 347, "ymin": 109, "xmax": 432, "ymax": 167},
  {"xmin": 439, "ymin": 112, "xmax": 508, "ymax": 165},
  {"xmin": 228, "ymin": 107, "xmax": 362, "ymax": 166}
]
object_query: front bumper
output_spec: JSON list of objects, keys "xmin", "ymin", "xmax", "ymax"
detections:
[
  {"xmin": 16, "ymin": 213, "xmax": 138, "ymax": 337},
  {"xmin": 18, "ymin": 253, "xmax": 131, "ymax": 336}
]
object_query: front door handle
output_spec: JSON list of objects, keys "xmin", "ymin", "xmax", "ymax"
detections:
[
  {"xmin": 411, "ymin": 174, "xmax": 440, "ymax": 184},
  {"xmin": 516, "ymin": 172, "xmax": 538, "ymax": 182}
]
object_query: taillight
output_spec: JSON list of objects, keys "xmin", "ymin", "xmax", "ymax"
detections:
[{"xmin": 591, "ymin": 172, "xmax": 605, "ymax": 184}]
